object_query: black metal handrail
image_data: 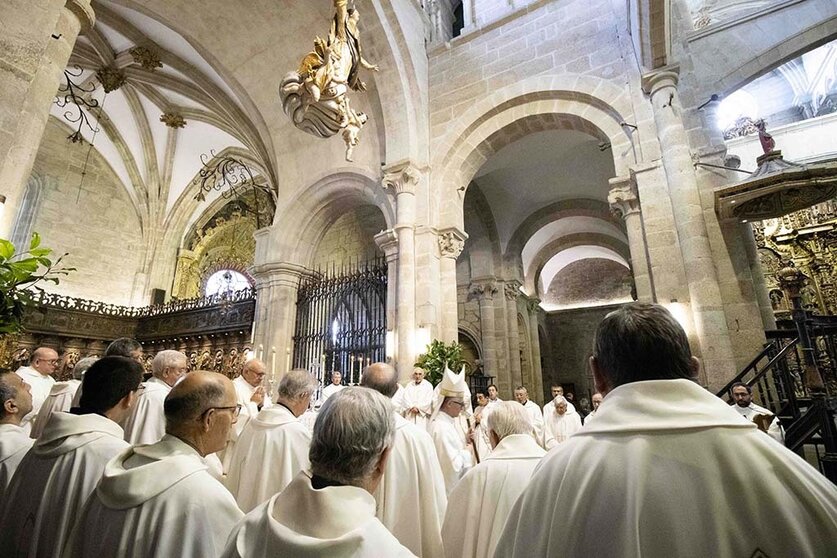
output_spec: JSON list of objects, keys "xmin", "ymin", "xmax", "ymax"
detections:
[{"xmin": 716, "ymin": 337, "xmax": 798, "ymax": 399}]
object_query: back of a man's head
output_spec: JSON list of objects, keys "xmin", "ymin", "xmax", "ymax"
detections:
[
  {"xmin": 486, "ymin": 401, "xmax": 533, "ymax": 441},
  {"xmin": 79, "ymin": 356, "xmax": 144, "ymax": 415},
  {"xmin": 360, "ymin": 362, "xmax": 398, "ymax": 398},
  {"xmin": 73, "ymin": 356, "xmax": 99, "ymax": 381},
  {"xmin": 152, "ymin": 350, "xmax": 186, "ymax": 377},
  {"xmin": 593, "ymin": 303, "xmax": 695, "ymax": 390},
  {"xmin": 105, "ymin": 338, "xmax": 142, "ymax": 358},
  {"xmin": 164, "ymin": 371, "xmax": 227, "ymax": 428},
  {"xmin": 310, "ymin": 387, "xmax": 395, "ymax": 488},
  {"xmin": 277, "ymin": 369, "xmax": 317, "ymax": 401}
]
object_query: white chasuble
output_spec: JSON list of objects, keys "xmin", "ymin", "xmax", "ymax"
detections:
[
  {"xmin": 521, "ymin": 400, "xmax": 545, "ymax": 446},
  {"xmin": 0, "ymin": 412, "xmax": 128, "ymax": 557},
  {"xmin": 221, "ymin": 471, "xmax": 416, "ymax": 557},
  {"xmin": 0, "ymin": 423, "xmax": 34, "ymax": 495},
  {"xmin": 495, "ymin": 379, "xmax": 837, "ymax": 557},
  {"xmin": 442, "ymin": 434, "xmax": 545, "ymax": 558},
  {"xmin": 542, "ymin": 405, "xmax": 582, "ymax": 449},
  {"xmin": 429, "ymin": 412, "xmax": 474, "ymax": 494},
  {"xmin": 399, "ymin": 379, "xmax": 435, "ymax": 430},
  {"xmin": 64, "ymin": 434, "xmax": 243, "ymax": 558},
  {"xmin": 321, "ymin": 382, "xmax": 345, "ymax": 402},
  {"xmin": 122, "ymin": 377, "xmax": 171, "ymax": 445},
  {"xmin": 30, "ymin": 379, "xmax": 81, "ymax": 439},
  {"xmin": 15, "ymin": 366, "xmax": 55, "ymax": 436},
  {"xmin": 375, "ymin": 413, "xmax": 446, "ymax": 557},
  {"xmin": 225, "ymin": 404, "xmax": 312, "ymax": 512}
]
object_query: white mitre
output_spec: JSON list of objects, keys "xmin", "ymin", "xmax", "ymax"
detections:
[{"xmin": 431, "ymin": 365, "xmax": 470, "ymax": 421}]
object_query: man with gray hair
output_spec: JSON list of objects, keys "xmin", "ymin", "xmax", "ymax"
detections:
[
  {"xmin": 222, "ymin": 387, "xmax": 414, "ymax": 557},
  {"xmin": 442, "ymin": 401, "xmax": 545, "ymax": 558},
  {"xmin": 123, "ymin": 349, "xmax": 189, "ymax": 445},
  {"xmin": 226, "ymin": 368, "xmax": 316, "ymax": 512},
  {"xmin": 65, "ymin": 371, "xmax": 244, "ymax": 557},
  {"xmin": 361, "ymin": 362, "xmax": 446, "ymax": 557},
  {"xmin": 0, "ymin": 371, "xmax": 33, "ymax": 495},
  {"xmin": 496, "ymin": 303, "xmax": 837, "ymax": 557},
  {"xmin": 30, "ymin": 356, "xmax": 97, "ymax": 438}
]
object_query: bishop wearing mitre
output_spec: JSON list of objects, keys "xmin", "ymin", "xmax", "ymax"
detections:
[{"xmin": 429, "ymin": 367, "xmax": 475, "ymax": 494}]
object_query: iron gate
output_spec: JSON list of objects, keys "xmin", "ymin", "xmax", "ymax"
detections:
[{"xmin": 292, "ymin": 259, "xmax": 387, "ymax": 385}]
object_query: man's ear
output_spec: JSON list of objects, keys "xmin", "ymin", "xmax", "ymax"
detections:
[
  {"xmin": 688, "ymin": 356, "xmax": 700, "ymax": 381},
  {"xmin": 202, "ymin": 408, "xmax": 215, "ymax": 432},
  {"xmin": 4, "ymin": 398, "xmax": 17, "ymax": 415},
  {"xmin": 590, "ymin": 356, "xmax": 611, "ymax": 396}
]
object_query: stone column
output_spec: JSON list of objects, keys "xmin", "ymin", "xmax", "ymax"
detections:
[
  {"xmin": 438, "ymin": 228, "xmax": 467, "ymax": 343},
  {"xmin": 469, "ymin": 278, "xmax": 504, "ymax": 391},
  {"xmin": 526, "ymin": 297, "xmax": 544, "ymax": 404},
  {"xmin": 642, "ymin": 66, "xmax": 736, "ymax": 388},
  {"xmin": 608, "ymin": 175, "xmax": 653, "ymax": 301},
  {"xmin": 383, "ymin": 161, "xmax": 420, "ymax": 380},
  {"xmin": 0, "ymin": 0, "xmax": 95, "ymax": 238},
  {"xmin": 504, "ymin": 280, "xmax": 523, "ymax": 388},
  {"xmin": 374, "ymin": 229, "xmax": 399, "ymax": 362}
]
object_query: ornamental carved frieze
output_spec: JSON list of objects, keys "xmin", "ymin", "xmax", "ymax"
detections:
[
  {"xmin": 130, "ymin": 46, "xmax": 163, "ymax": 71},
  {"xmin": 96, "ymin": 66, "xmax": 126, "ymax": 93},
  {"xmin": 723, "ymin": 116, "xmax": 760, "ymax": 140}
]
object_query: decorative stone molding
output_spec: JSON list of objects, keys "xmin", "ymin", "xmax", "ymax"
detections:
[
  {"xmin": 504, "ymin": 281, "xmax": 522, "ymax": 301},
  {"xmin": 65, "ymin": 0, "xmax": 96, "ymax": 30},
  {"xmin": 438, "ymin": 227, "xmax": 467, "ymax": 259},
  {"xmin": 608, "ymin": 176, "xmax": 640, "ymax": 218},
  {"xmin": 96, "ymin": 67, "xmax": 126, "ymax": 93},
  {"xmin": 382, "ymin": 160, "xmax": 422, "ymax": 196},
  {"xmin": 525, "ymin": 296, "xmax": 542, "ymax": 313},
  {"xmin": 130, "ymin": 46, "xmax": 163, "ymax": 71},
  {"xmin": 373, "ymin": 229, "xmax": 399, "ymax": 262},
  {"xmin": 160, "ymin": 112, "xmax": 187, "ymax": 128},
  {"xmin": 641, "ymin": 65, "xmax": 680, "ymax": 96},
  {"xmin": 468, "ymin": 279, "xmax": 498, "ymax": 301}
]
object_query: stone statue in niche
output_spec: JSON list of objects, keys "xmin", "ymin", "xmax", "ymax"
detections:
[{"xmin": 279, "ymin": 0, "xmax": 378, "ymax": 162}]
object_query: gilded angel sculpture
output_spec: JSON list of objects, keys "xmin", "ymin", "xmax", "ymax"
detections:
[{"xmin": 280, "ymin": 0, "xmax": 378, "ymax": 162}]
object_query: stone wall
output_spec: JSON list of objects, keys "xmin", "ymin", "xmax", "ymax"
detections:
[
  {"xmin": 311, "ymin": 204, "xmax": 388, "ymax": 269},
  {"xmin": 26, "ymin": 118, "xmax": 144, "ymax": 305}
]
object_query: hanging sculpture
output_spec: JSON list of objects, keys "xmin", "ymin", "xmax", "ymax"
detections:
[{"xmin": 279, "ymin": 0, "xmax": 378, "ymax": 162}]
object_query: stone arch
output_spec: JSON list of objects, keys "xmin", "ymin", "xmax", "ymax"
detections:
[{"xmin": 458, "ymin": 325, "xmax": 483, "ymax": 361}]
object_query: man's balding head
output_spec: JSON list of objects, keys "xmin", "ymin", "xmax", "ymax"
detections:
[
  {"xmin": 30, "ymin": 347, "xmax": 59, "ymax": 376},
  {"xmin": 360, "ymin": 362, "xmax": 398, "ymax": 398},
  {"xmin": 164, "ymin": 371, "xmax": 238, "ymax": 456},
  {"xmin": 241, "ymin": 359, "xmax": 266, "ymax": 388}
]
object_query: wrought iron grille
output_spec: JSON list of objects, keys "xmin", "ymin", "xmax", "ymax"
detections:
[{"xmin": 292, "ymin": 259, "xmax": 387, "ymax": 385}]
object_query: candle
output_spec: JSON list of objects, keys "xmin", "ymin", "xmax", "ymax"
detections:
[
  {"xmin": 285, "ymin": 347, "xmax": 291, "ymax": 373},
  {"xmin": 350, "ymin": 354, "xmax": 355, "ymax": 384},
  {"xmin": 258, "ymin": 344, "xmax": 263, "ymax": 361},
  {"xmin": 271, "ymin": 347, "xmax": 276, "ymax": 381}
]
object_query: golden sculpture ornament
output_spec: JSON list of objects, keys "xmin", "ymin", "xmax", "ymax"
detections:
[{"xmin": 279, "ymin": 0, "xmax": 378, "ymax": 162}]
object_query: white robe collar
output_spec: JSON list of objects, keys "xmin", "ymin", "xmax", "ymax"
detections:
[
  {"xmin": 252, "ymin": 403, "xmax": 298, "ymax": 427},
  {"xmin": 145, "ymin": 376, "xmax": 172, "ymax": 393},
  {"xmin": 33, "ymin": 412, "xmax": 124, "ymax": 458},
  {"xmin": 485, "ymin": 433, "xmax": 546, "ymax": 461},
  {"xmin": 49, "ymin": 379, "xmax": 81, "ymax": 396},
  {"xmin": 97, "ymin": 434, "xmax": 208, "ymax": 509},
  {"xmin": 0, "ymin": 423, "xmax": 32, "ymax": 462},
  {"xmin": 578, "ymin": 379, "xmax": 758, "ymax": 435}
]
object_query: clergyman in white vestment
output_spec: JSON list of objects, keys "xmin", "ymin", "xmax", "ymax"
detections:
[
  {"xmin": 442, "ymin": 401, "xmax": 545, "ymax": 558},
  {"xmin": 471, "ymin": 390, "xmax": 493, "ymax": 460},
  {"xmin": 30, "ymin": 356, "xmax": 97, "ymax": 439},
  {"xmin": 225, "ymin": 368, "xmax": 315, "ymax": 512},
  {"xmin": 429, "ymin": 368, "xmax": 475, "ymax": 494},
  {"xmin": 0, "ymin": 371, "xmax": 34, "ymax": 495},
  {"xmin": 513, "ymin": 385, "xmax": 544, "ymax": 445},
  {"xmin": 221, "ymin": 387, "xmax": 415, "ymax": 557},
  {"xmin": 542, "ymin": 395, "xmax": 582, "ymax": 449},
  {"xmin": 584, "ymin": 391, "xmax": 603, "ymax": 423},
  {"xmin": 0, "ymin": 356, "xmax": 142, "ymax": 558},
  {"xmin": 496, "ymin": 303, "xmax": 837, "ymax": 557},
  {"xmin": 122, "ymin": 350, "xmax": 189, "ymax": 445},
  {"xmin": 222, "ymin": 359, "xmax": 273, "ymax": 472},
  {"xmin": 730, "ymin": 381, "xmax": 785, "ymax": 444},
  {"xmin": 64, "ymin": 371, "xmax": 244, "ymax": 558},
  {"xmin": 15, "ymin": 346, "xmax": 59, "ymax": 436},
  {"xmin": 400, "ymin": 367, "xmax": 435, "ymax": 430},
  {"xmin": 320, "ymin": 370, "xmax": 345, "ymax": 402},
  {"xmin": 362, "ymin": 363, "xmax": 446, "ymax": 557}
]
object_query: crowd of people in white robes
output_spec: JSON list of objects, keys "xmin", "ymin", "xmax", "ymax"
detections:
[{"xmin": 1, "ymin": 301, "xmax": 836, "ymax": 557}]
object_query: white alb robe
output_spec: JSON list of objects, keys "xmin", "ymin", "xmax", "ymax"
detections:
[
  {"xmin": 442, "ymin": 434, "xmax": 545, "ymax": 558},
  {"xmin": 298, "ymin": 409, "xmax": 318, "ymax": 434},
  {"xmin": 375, "ymin": 413, "xmax": 447, "ymax": 557},
  {"xmin": 542, "ymin": 405, "xmax": 582, "ymax": 449},
  {"xmin": 472, "ymin": 404, "xmax": 493, "ymax": 459},
  {"xmin": 64, "ymin": 434, "xmax": 243, "ymax": 558},
  {"xmin": 321, "ymin": 382, "xmax": 345, "ymax": 402},
  {"xmin": 0, "ymin": 412, "xmax": 128, "ymax": 557},
  {"xmin": 122, "ymin": 376, "xmax": 171, "ymax": 445},
  {"xmin": 400, "ymin": 379, "xmax": 435, "ymax": 430},
  {"xmin": 732, "ymin": 401, "xmax": 785, "ymax": 444},
  {"xmin": 225, "ymin": 404, "xmax": 312, "ymax": 512},
  {"xmin": 520, "ymin": 399, "xmax": 544, "ymax": 445},
  {"xmin": 30, "ymin": 379, "xmax": 81, "ymax": 438},
  {"xmin": 495, "ymin": 379, "xmax": 837, "ymax": 557},
  {"xmin": 233, "ymin": 375, "xmax": 273, "ymax": 437},
  {"xmin": 15, "ymin": 366, "xmax": 55, "ymax": 435},
  {"xmin": 584, "ymin": 408, "xmax": 598, "ymax": 423},
  {"xmin": 0, "ymin": 423, "xmax": 33, "ymax": 495},
  {"xmin": 221, "ymin": 471, "xmax": 416, "ymax": 557},
  {"xmin": 430, "ymin": 411, "xmax": 474, "ymax": 494}
]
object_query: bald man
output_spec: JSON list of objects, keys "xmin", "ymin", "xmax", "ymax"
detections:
[
  {"xmin": 233, "ymin": 359, "xmax": 272, "ymax": 436},
  {"xmin": 0, "ymin": 372, "xmax": 34, "ymax": 496},
  {"xmin": 65, "ymin": 371, "xmax": 244, "ymax": 558},
  {"xmin": 15, "ymin": 346, "xmax": 59, "ymax": 435}
]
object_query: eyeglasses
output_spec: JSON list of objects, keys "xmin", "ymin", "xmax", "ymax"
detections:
[
  {"xmin": 449, "ymin": 400, "xmax": 465, "ymax": 408},
  {"xmin": 43, "ymin": 359, "xmax": 60, "ymax": 365},
  {"xmin": 201, "ymin": 404, "xmax": 242, "ymax": 419}
]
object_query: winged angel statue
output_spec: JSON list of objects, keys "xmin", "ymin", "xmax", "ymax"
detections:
[{"xmin": 280, "ymin": 0, "xmax": 378, "ymax": 162}]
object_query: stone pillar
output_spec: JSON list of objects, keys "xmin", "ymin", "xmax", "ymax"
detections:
[
  {"xmin": 462, "ymin": 0, "xmax": 476, "ymax": 30},
  {"xmin": 470, "ymin": 278, "xmax": 505, "ymax": 391},
  {"xmin": 0, "ymin": 0, "xmax": 95, "ymax": 238},
  {"xmin": 383, "ymin": 161, "xmax": 420, "ymax": 380},
  {"xmin": 504, "ymin": 280, "xmax": 523, "ymax": 388},
  {"xmin": 438, "ymin": 228, "xmax": 467, "ymax": 343},
  {"xmin": 608, "ymin": 175, "xmax": 653, "ymax": 301},
  {"xmin": 526, "ymin": 297, "xmax": 544, "ymax": 405},
  {"xmin": 642, "ymin": 66, "xmax": 736, "ymax": 388},
  {"xmin": 374, "ymin": 229, "xmax": 399, "ymax": 362}
]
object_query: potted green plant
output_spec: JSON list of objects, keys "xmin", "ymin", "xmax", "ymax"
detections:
[{"xmin": 414, "ymin": 339, "xmax": 464, "ymax": 386}]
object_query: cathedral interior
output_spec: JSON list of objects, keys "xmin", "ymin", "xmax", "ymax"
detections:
[{"xmin": 2, "ymin": 0, "xmax": 837, "ymax": 470}]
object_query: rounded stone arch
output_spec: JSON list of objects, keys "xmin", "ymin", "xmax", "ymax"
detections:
[
  {"xmin": 267, "ymin": 168, "xmax": 396, "ymax": 267},
  {"xmin": 457, "ymin": 325, "xmax": 483, "ymax": 366}
]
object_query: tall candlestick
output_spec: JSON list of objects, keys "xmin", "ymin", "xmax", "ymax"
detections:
[
  {"xmin": 350, "ymin": 354, "xmax": 355, "ymax": 384},
  {"xmin": 285, "ymin": 347, "xmax": 291, "ymax": 373},
  {"xmin": 258, "ymin": 344, "xmax": 263, "ymax": 361},
  {"xmin": 271, "ymin": 347, "xmax": 276, "ymax": 381}
]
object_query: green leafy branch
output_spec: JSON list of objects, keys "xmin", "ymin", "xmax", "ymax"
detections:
[
  {"xmin": 414, "ymin": 339, "xmax": 464, "ymax": 386},
  {"xmin": 0, "ymin": 233, "xmax": 75, "ymax": 334}
]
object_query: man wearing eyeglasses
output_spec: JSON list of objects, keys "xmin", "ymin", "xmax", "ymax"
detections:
[
  {"xmin": 123, "ymin": 350, "xmax": 190, "ymax": 446},
  {"xmin": 429, "ymin": 368, "xmax": 475, "ymax": 494},
  {"xmin": 15, "ymin": 346, "xmax": 59, "ymax": 437},
  {"xmin": 65, "ymin": 371, "xmax": 244, "ymax": 558}
]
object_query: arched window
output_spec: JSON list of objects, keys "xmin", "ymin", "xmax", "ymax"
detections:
[{"xmin": 205, "ymin": 269, "xmax": 251, "ymax": 297}]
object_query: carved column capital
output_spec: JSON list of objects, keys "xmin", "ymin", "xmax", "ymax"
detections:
[
  {"xmin": 374, "ymin": 229, "xmax": 399, "ymax": 263},
  {"xmin": 525, "ymin": 296, "xmax": 542, "ymax": 313},
  {"xmin": 641, "ymin": 64, "xmax": 680, "ymax": 96},
  {"xmin": 608, "ymin": 176, "xmax": 641, "ymax": 219},
  {"xmin": 438, "ymin": 227, "xmax": 468, "ymax": 259},
  {"xmin": 382, "ymin": 160, "xmax": 422, "ymax": 196},
  {"xmin": 504, "ymin": 280, "xmax": 522, "ymax": 301},
  {"xmin": 468, "ymin": 279, "xmax": 498, "ymax": 301}
]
